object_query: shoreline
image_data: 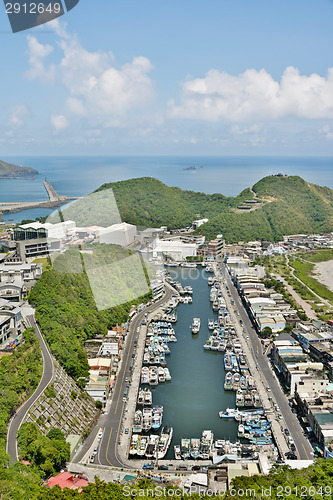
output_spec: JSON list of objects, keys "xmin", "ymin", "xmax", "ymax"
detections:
[{"xmin": 313, "ymin": 260, "xmax": 333, "ymax": 293}]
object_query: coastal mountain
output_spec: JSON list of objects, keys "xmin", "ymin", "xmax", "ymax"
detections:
[
  {"xmin": 96, "ymin": 175, "xmax": 333, "ymax": 243},
  {"xmin": 0, "ymin": 159, "xmax": 39, "ymax": 178}
]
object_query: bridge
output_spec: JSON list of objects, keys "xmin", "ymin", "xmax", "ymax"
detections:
[{"xmin": 0, "ymin": 180, "xmax": 76, "ymax": 221}]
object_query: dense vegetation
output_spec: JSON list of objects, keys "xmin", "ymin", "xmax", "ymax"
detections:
[
  {"xmin": 29, "ymin": 245, "xmax": 152, "ymax": 381},
  {"xmin": 0, "ymin": 328, "xmax": 42, "ymax": 462},
  {"xmin": 96, "ymin": 177, "xmax": 254, "ymax": 230},
  {"xmin": 95, "ymin": 175, "xmax": 333, "ymax": 243},
  {"xmin": 2, "ymin": 459, "xmax": 333, "ymax": 499},
  {"xmin": 18, "ymin": 424, "xmax": 70, "ymax": 476}
]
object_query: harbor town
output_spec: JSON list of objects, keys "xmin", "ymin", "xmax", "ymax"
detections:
[{"xmin": 1, "ymin": 209, "xmax": 333, "ymax": 491}]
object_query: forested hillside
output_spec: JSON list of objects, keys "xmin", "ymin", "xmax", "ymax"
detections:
[
  {"xmin": 96, "ymin": 175, "xmax": 333, "ymax": 242},
  {"xmin": 28, "ymin": 246, "xmax": 152, "ymax": 381}
]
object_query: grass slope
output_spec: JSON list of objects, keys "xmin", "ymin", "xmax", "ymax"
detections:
[{"xmin": 97, "ymin": 175, "xmax": 333, "ymax": 243}]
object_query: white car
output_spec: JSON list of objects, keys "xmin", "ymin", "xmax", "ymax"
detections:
[{"xmin": 98, "ymin": 431, "xmax": 103, "ymax": 439}]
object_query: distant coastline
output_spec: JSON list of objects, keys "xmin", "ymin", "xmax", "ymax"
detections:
[{"xmin": 0, "ymin": 159, "xmax": 39, "ymax": 179}]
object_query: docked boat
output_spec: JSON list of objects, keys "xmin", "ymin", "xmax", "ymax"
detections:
[
  {"xmin": 190, "ymin": 438, "xmax": 201, "ymax": 459},
  {"xmin": 144, "ymin": 388, "xmax": 152, "ymax": 406},
  {"xmin": 174, "ymin": 444, "xmax": 181, "ymax": 460},
  {"xmin": 236, "ymin": 389, "xmax": 245, "ymax": 407},
  {"xmin": 208, "ymin": 319, "xmax": 215, "ymax": 330},
  {"xmin": 224, "ymin": 371, "xmax": 233, "ymax": 391},
  {"xmin": 149, "ymin": 366, "xmax": 158, "ymax": 386},
  {"xmin": 157, "ymin": 426, "xmax": 173, "ymax": 459},
  {"xmin": 232, "ymin": 372, "xmax": 241, "ymax": 390},
  {"xmin": 152, "ymin": 405, "xmax": 163, "ymax": 430},
  {"xmin": 219, "ymin": 408, "xmax": 239, "ymax": 418},
  {"xmin": 191, "ymin": 318, "xmax": 201, "ymax": 334},
  {"xmin": 130, "ymin": 434, "xmax": 140, "ymax": 455},
  {"xmin": 181, "ymin": 438, "xmax": 191, "ymax": 459},
  {"xmin": 231, "ymin": 354, "xmax": 239, "ymax": 372},
  {"xmin": 238, "ymin": 424, "xmax": 245, "ymax": 437},
  {"xmin": 142, "ymin": 408, "xmax": 152, "ymax": 432},
  {"xmin": 146, "ymin": 435, "xmax": 159, "ymax": 458},
  {"xmin": 132, "ymin": 410, "xmax": 143, "ymax": 433},
  {"xmin": 164, "ymin": 367, "xmax": 172, "ymax": 381},
  {"xmin": 199, "ymin": 430, "xmax": 214, "ymax": 459},
  {"xmin": 224, "ymin": 353, "xmax": 233, "ymax": 371},
  {"xmin": 137, "ymin": 435, "xmax": 149, "ymax": 456},
  {"xmin": 138, "ymin": 389, "xmax": 145, "ymax": 405},
  {"xmin": 208, "ymin": 277, "xmax": 215, "ymax": 286},
  {"xmin": 158, "ymin": 366, "xmax": 166, "ymax": 383},
  {"xmin": 141, "ymin": 366, "xmax": 149, "ymax": 384}
]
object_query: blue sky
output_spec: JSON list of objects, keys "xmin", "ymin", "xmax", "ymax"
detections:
[{"xmin": 0, "ymin": 0, "xmax": 333, "ymax": 155}]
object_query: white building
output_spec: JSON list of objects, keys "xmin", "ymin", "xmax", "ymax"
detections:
[
  {"xmin": 96, "ymin": 222, "xmax": 137, "ymax": 247},
  {"xmin": 19, "ymin": 220, "xmax": 76, "ymax": 239},
  {"xmin": 152, "ymin": 238, "xmax": 197, "ymax": 261}
]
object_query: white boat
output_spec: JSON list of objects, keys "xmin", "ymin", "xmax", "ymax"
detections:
[
  {"xmin": 144, "ymin": 388, "xmax": 152, "ymax": 406},
  {"xmin": 208, "ymin": 319, "xmax": 215, "ymax": 330},
  {"xmin": 191, "ymin": 318, "xmax": 201, "ymax": 334},
  {"xmin": 149, "ymin": 366, "xmax": 158, "ymax": 386},
  {"xmin": 174, "ymin": 444, "xmax": 181, "ymax": 460},
  {"xmin": 141, "ymin": 366, "xmax": 149, "ymax": 384},
  {"xmin": 219, "ymin": 408, "xmax": 239, "ymax": 418},
  {"xmin": 158, "ymin": 366, "xmax": 166, "ymax": 383},
  {"xmin": 137, "ymin": 435, "xmax": 148, "ymax": 456},
  {"xmin": 200, "ymin": 430, "xmax": 214, "ymax": 459},
  {"xmin": 164, "ymin": 367, "xmax": 172, "ymax": 381},
  {"xmin": 142, "ymin": 408, "xmax": 152, "ymax": 431},
  {"xmin": 146, "ymin": 435, "xmax": 159, "ymax": 459},
  {"xmin": 157, "ymin": 426, "xmax": 173, "ymax": 459},
  {"xmin": 130, "ymin": 434, "xmax": 140, "ymax": 455},
  {"xmin": 132, "ymin": 410, "xmax": 143, "ymax": 433}
]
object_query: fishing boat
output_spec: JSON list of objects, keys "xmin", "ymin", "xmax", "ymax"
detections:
[
  {"xmin": 224, "ymin": 371, "xmax": 233, "ymax": 390},
  {"xmin": 224, "ymin": 353, "xmax": 233, "ymax": 371},
  {"xmin": 231, "ymin": 353, "xmax": 239, "ymax": 372},
  {"xmin": 212, "ymin": 300, "xmax": 219, "ymax": 311},
  {"xmin": 181, "ymin": 438, "xmax": 191, "ymax": 459},
  {"xmin": 199, "ymin": 430, "xmax": 214, "ymax": 459},
  {"xmin": 157, "ymin": 426, "xmax": 173, "ymax": 459},
  {"xmin": 219, "ymin": 408, "xmax": 239, "ymax": 418},
  {"xmin": 174, "ymin": 444, "xmax": 181, "ymax": 460},
  {"xmin": 137, "ymin": 435, "xmax": 149, "ymax": 456},
  {"xmin": 146, "ymin": 435, "xmax": 159, "ymax": 458},
  {"xmin": 158, "ymin": 366, "xmax": 166, "ymax": 383},
  {"xmin": 144, "ymin": 388, "xmax": 152, "ymax": 406},
  {"xmin": 149, "ymin": 366, "xmax": 158, "ymax": 386},
  {"xmin": 152, "ymin": 405, "xmax": 163, "ymax": 430},
  {"xmin": 208, "ymin": 277, "xmax": 215, "ymax": 286},
  {"xmin": 238, "ymin": 424, "xmax": 245, "ymax": 437},
  {"xmin": 130, "ymin": 434, "xmax": 140, "ymax": 455},
  {"xmin": 236, "ymin": 389, "xmax": 245, "ymax": 407},
  {"xmin": 132, "ymin": 410, "xmax": 143, "ymax": 433},
  {"xmin": 142, "ymin": 408, "xmax": 152, "ymax": 432},
  {"xmin": 191, "ymin": 318, "xmax": 201, "ymax": 334},
  {"xmin": 141, "ymin": 366, "xmax": 149, "ymax": 384},
  {"xmin": 232, "ymin": 372, "xmax": 241, "ymax": 390},
  {"xmin": 138, "ymin": 389, "xmax": 145, "ymax": 405},
  {"xmin": 190, "ymin": 438, "xmax": 201, "ymax": 459},
  {"xmin": 164, "ymin": 367, "xmax": 172, "ymax": 381},
  {"xmin": 208, "ymin": 319, "xmax": 215, "ymax": 330}
]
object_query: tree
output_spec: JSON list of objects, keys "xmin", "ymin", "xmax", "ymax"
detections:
[{"xmin": 261, "ymin": 326, "xmax": 273, "ymax": 338}]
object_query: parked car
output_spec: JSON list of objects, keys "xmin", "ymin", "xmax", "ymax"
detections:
[
  {"xmin": 284, "ymin": 428, "xmax": 290, "ymax": 436},
  {"xmin": 192, "ymin": 465, "xmax": 201, "ymax": 471},
  {"xmin": 158, "ymin": 465, "xmax": 169, "ymax": 470},
  {"xmin": 143, "ymin": 463, "xmax": 154, "ymax": 470},
  {"xmin": 125, "ymin": 428, "xmax": 129, "ymax": 434}
]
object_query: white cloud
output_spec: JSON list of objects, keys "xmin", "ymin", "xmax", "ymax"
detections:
[
  {"xmin": 25, "ymin": 23, "xmax": 154, "ymax": 127},
  {"xmin": 51, "ymin": 114, "xmax": 69, "ymax": 132},
  {"xmin": 25, "ymin": 35, "xmax": 55, "ymax": 82},
  {"xmin": 169, "ymin": 66, "xmax": 333, "ymax": 122},
  {"xmin": 321, "ymin": 124, "xmax": 333, "ymax": 140}
]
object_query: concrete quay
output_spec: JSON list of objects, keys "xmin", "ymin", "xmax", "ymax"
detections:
[{"xmin": 213, "ymin": 262, "xmax": 290, "ymax": 459}]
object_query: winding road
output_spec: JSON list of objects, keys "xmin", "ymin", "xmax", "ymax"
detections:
[{"xmin": 6, "ymin": 313, "xmax": 54, "ymax": 463}]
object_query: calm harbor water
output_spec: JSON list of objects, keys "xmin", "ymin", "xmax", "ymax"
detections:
[
  {"xmin": 1, "ymin": 155, "xmax": 332, "ymax": 223},
  {"xmin": 151, "ymin": 268, "xmax": 237, "ymax": 460}
]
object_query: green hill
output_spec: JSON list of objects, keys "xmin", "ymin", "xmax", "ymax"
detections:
[
  {"xmin": 0, "ymin": 159, "xmax": 38, "ymax": 177},
  {"xmin": 96, "ymin": 175, "xmax": 333, "ymax": 243}
]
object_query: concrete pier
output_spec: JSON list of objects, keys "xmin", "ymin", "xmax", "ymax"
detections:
[{"xmin": 0, "ymin": 180, "xmax": 76, "ymax": 217}]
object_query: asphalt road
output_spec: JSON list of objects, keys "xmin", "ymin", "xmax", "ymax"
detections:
[
  {"xmin": 74, "ymin": 285, "xmax": 175, "ymax": 468},
  {"xmin": 6, "ymin": 314, "xmax": 54, "ymax": 463},
  {"xmin": 218, "ymin": 261, "xmax": 314, "ymax": 461}
]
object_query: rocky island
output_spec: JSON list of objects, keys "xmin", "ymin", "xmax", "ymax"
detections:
[{"xmin": 0, "ymin": 159, "xmax": 39, "ymax": 178}]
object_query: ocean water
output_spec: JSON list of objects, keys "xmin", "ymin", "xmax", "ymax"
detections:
[
  {"xmin": 146, "ymin": 268, "xmax": 237, "ymax": 459},
  {"xmin": 0, "ymin": 156, "xmax": 332, "ymax": 222}
]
